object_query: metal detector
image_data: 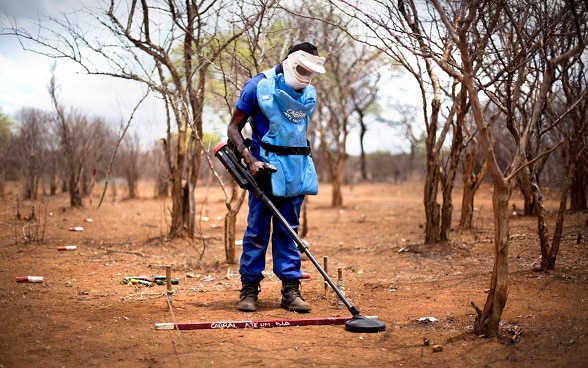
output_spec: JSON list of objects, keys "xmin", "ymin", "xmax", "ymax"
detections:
[{"xmin": 214, "ymin": 142, "xmax": 386, "ymax": 333}]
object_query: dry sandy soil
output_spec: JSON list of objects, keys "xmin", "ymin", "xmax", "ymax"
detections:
[{"xmin": 1, "ymin": 179, "xmax": 587, "ymax": 367}]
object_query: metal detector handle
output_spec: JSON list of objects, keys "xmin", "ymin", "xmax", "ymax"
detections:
[
  {"xmin": 262, "ymin": 162, "xmax": 277, "ymax": 173},
  {"xmin": 214, "ymin": 142, "xmax": 277, "ymax": 197},
  {"xmin": 214, "ymin": 142, "xmax": 251, "ymax": 189}
]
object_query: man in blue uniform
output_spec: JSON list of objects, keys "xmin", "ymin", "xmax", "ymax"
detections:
[{"xmin": 227, "ymin": 42, "xmax": 326, "ymax": 312}]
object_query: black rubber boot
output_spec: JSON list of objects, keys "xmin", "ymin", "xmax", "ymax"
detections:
[
  {"xmin": 281, "ymin": 280, "xmax": 311, "ymax": 313},
  {"xmin": 237, "ymin": 283, "xmax": 260, "ymax": 312}
]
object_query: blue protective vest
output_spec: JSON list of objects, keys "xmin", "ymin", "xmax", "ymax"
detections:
[{"xmin": 256, "ymin": 74, "xmax": 318, "ymax": 197}]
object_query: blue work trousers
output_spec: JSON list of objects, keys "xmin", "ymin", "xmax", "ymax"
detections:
[{"xmin": 239, "ymin": 175, "xmax": 305, "ymax": 284}]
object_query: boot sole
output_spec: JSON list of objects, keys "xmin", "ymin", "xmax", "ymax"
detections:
[
  {"xmin": 280, "ymin": 303, "xmax": 311, "ymax": 313},
  {"xmin": 237, "ymin": 302, "xmax": 257, "ymax": 312},
  {"xmin": 237, "ymin": 307, "xmax": 257, "ymax": 312}
]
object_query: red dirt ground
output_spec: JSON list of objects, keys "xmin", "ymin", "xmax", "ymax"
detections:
[{"xmin": 1, "ymin": 180, "xmax": 587, "ymax": 367}]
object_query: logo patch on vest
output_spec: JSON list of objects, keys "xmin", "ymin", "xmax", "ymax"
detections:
[{"xmin": 283, "ymin": 109, "xmax": 307, "ymax": 123}]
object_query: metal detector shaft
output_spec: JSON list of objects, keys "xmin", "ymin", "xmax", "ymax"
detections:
[
  {"xmin": 214, "ymin": 142, "xmax": 359, "ymax": 317},
  {"xmin": 257, "ymin": 192, "xmax": 359, "ymax": 316}
]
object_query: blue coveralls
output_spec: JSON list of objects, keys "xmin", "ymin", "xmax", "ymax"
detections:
[{"xmin": 234, "ymin": 65, "xmax": 311, "ymax": 284}]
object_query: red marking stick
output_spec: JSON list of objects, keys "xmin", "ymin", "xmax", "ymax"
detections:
[
  {"xmin": 155, "ymin": 316, "xmax": 379, "ymax": 330},
  {"xmin": 57, "ymin": 246, "xmax": 77, "ymax": 251},
  {"xmin": 16, "ymin": 276, "xmax": 44, "ymax": 283}
]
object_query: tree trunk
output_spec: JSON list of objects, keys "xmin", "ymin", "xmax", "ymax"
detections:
[
  {"xmin": 460, "ymin": 150, "xmax": 476, "ymax": 229},
  {"xmin": 299, "ymin": 200, "xmax": 308, "ymax": 238},
  {"xmin": 398, "ymin": 0, "xmax": 443, "ymax": 244},
  {"xmin": 473, "ymin": 179, "xmax": 512, "ymax": 337},
  {"xmin": 529, "ymin": 173, "xmax": 551, "ymax": 269},
  {"xmin": 517, "ymin": 172, "xmax": 537, "ymax": 216},
  {"xmin": 460, "ymin": 149, "xmax": 487, "ymax": 230},
  {"xmin": 569, "ymin": 168, "xmax": 587, "ymax": 211},
  {"xmin": 169, "ymin": 123, "xmax": 187, "ymax": 237},
  {"xmin": 535, "ymin": 144, "xmax": 574, "ymax": 271},
  {"xmin": 460, "ymin": 184, "xmax": 475, "ymax": 229},
  {"xmin": 440, "ymin": 107, "xmax": 463, "ymax": 241},
  {"xmin": 423, "ymin": 94, "xmax": 441, "ymax": 244},
  {"xmin": 423, "ymin": 151, "xmax": 440, "ymax": 243},
  {"xmin": 459, "ymin": 28, "xmax": 514, "ymax": 337},
  {"xmin": 359, "ymin": 121, "xmax": 367, "ymax": 180},
  {"xmin": 224, "ymin": 181, "xmax": 246, "ymax": 264},
  {"xmin": 69, "ymin": 166, "xmax": 84, "ymax": 207},
  {"xmin": 331, "ymin": 177, "xmax": 343, "ymax": 207},
  {"xmin": 188, "ymin": 170, "xmax": 196, "ymax": 238},
  {"xmin": 439, "ymin": 193, "xmax": 453, "ymax": 242},
  {"xmin": 184, "ymin": 67, "xmax": 206, "ymax": 238},
  {"xmin": 50, "ymin": 175, "xmax": 58, "ymax": 196},
  {"xmin": 185, "ymin": 138, "xmax": 202, "ymax": 238},
  {"xmin": 546, "ymin": 183, "xmax": 568, "ymax": 270},
  {"xmin": 224, "ymin": 211, "xmax": 238, "ymax": 264},
  {"xmin": 155, "ymin": 174, "xmax": 169, "ymax": 198},
  {"xmin": 331, "ymin": 152, "xmax": 346, "ymax": 207}
]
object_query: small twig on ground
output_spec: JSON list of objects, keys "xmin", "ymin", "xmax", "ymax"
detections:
[{"xmin": 105, "ymin": 249, "xmax": 146, "ymax": 257}]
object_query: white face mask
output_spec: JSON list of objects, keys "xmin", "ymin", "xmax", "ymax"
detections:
[{"xmin": 282, "ymin": 50, "xmax": 326, "ymax": 90}]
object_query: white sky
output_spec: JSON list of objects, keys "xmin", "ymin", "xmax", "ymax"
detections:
[{"xmin": 0, "ymin": 0, "xmax": 415, "ymax": 155}]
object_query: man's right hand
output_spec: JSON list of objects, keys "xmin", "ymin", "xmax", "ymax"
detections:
[
  {"xmin": 227, "ymin": 109, "xmax": 276, "ymax": 176},
  {"xmin": 243, "ymin": 155, "xmax": 277, "ymax": 176},
  {"xmin": 246, "ymin": 158, "xmax": 267, "ymax": 176}
]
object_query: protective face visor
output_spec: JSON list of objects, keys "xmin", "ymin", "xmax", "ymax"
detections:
[{"xmin": 283, "ymin": 50, "xmax": 326, "ymax": 90}]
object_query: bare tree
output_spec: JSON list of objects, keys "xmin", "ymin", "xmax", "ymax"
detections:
[
  {"xmin": 439, "ymin": 85, "xmax": 466, "ymax": 241},
  {"xmin": 426, "ymin": 0, "xmax": 588, "ymax": 337},
  {"xmin": 116, "ymin": 132, "xmax": 141, "ymax": 199},
  {"xmin": 532, "ymin": 65, "xmax": 588, "ymax": 271},
  {"xmin": 6, "ymin": 0, "xmax": 278, "ymax": 238},
  {"xmin": 350, "ymin": 58, "xmax": 385, "ymax": 181},
  {"xmin": 332, "ymin": 0, "xmax": 464, "ymax": 242},
  {"xmin": 106, "ymin": 0, "xmax": 277, "ymax": 237},
  {"xmin": 49, "ymin": 71, "xmax": 111, "ymax": 207},
  {"xmin": 459, "ymin": 111, "xmax": 488, "ymax": 230},
  {"xmin": 314, "ymin": 41, "xmax": 383, "ymax": 206},
  {"xmin": 13, "ymin": 107, "xmax": 49, "ymax": 200},
  {"xmin": 334, "ymin": 0, "xmax": 587, "ymax": 338}
]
